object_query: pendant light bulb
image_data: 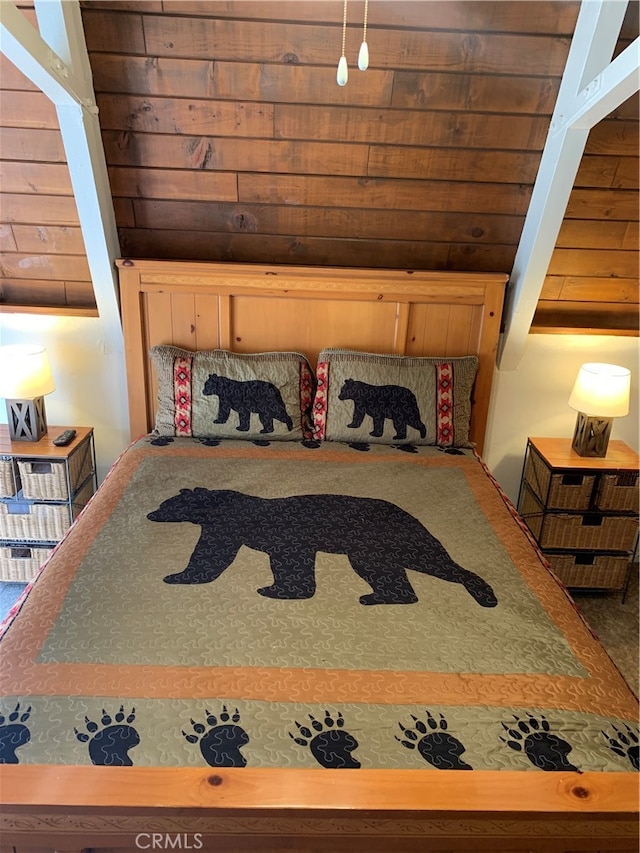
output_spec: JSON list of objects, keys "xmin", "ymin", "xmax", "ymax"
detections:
[
  {"xmin": 358, "ymin": 0, "xmax": 369, "ymax": 71},
  {"xmin": 337, "ymin": 55, "xmax": 349, "ymax": 86},
  {"xmin": 337, "ymin": 0, "xmax": 349, "ymax": 86},
  {"xmin": 358, "ymin": 40, "xmax": 369, "ymax": 71}
]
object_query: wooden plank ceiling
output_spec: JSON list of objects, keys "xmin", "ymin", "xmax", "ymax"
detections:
[{"xmin": 0, "ymin": 0, "xmax": 637, "ymax": 333}]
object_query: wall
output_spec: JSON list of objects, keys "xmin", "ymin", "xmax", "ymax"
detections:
[
  {"xmin": 0, "ymin": 313, "xmax": 129, "ymax": 484},
  {"xmin": 1, "ymin": 315, "xmax": 637, "ymax": 499},
  {"xmin": 484, "ymin": 334, "xmax": 639, "ymax": 503}
]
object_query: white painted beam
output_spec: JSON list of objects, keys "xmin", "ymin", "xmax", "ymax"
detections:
[
  {"xmin": 499, "ymin": 124, "xmax": 591, "ymax": 365},
  {"xmin": 0, "ymin": 0, "xmax": 85, "ymax": 107},
  {"xmin": 34, "ymin": 0, "xmax": 94, "ymax": 101},
  {"xmin": 571, "ymin": 38, "xmax": 640, "ymax": 130},
  {"xmin": 55, "ymin": 100, "xmax": 123, "ymax": 332},
  {"xmin": 498, "ymin": 0, "xmax": 636, "ymax": 371}
]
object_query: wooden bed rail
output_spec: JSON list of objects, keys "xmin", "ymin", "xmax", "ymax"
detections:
[{"xmin": 1, "ymin": 766, "xmax": 638, "ymax": 852}]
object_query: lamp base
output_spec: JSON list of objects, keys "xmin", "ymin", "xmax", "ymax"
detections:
[
  {"xmin": 5, "ymin": 397, "xmax": 48, "ymax": 442},
  {"xmin": 572, "ymin": 411, "xmax": 613, "ymax": 458}
]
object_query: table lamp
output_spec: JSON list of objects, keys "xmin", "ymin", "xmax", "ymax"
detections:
[
  {"xmin": 0, "ymin": 345, "xmax": 56, "ymax": 441},
  {"xmin": 568, "ymin": 362, "xmax": 631, "ymax": 458}
]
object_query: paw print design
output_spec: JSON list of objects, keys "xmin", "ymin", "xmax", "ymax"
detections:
[
  {"xmin": 197, "ymin": 437, "xmax": 221, "ymax": 447},
  {"xmin": 396, "ymin": 710, "xmax": 472, "ymax": 769},
  {"xmin": 0, "ymin": 703, "xmax": 32, "ymax": 764},
  {"xmin": 75, "ymin": 706, "xmax": 140, "ymax": 766},
  {"xmin": 252, "ymin": 440, "xmax": 271, "ymax": 447},
  {"xmin": 602, "ymin": 724, "xmax": 639, "ymax": 771},
  {"xmin": 150, "ymin": 436, "xmax": 174, "ymax": 446},
  {"xmin": 440, "ymin": 447, "xmax": 464, "ymax": 456},
  {"xmin": 500, "ymin": 713, "xmax": 578, "ymax": 771},
  {"xmin": 289, "ymin": 711, "xmax": 360, "ymax": 768},
  {"xmin": 301, "ymin": 439, "xmax": 321, "ymax": 450},
  {"xmin": 183, "ymin": 706, "xmax": 249, "ymax": 767},
  {"xmin": 393, "ymin": 444, "xmax": 418, "ymax": 454},
  {"xmin": 348, "ymin": 442, "xmax": 370, "ymax": 452}
]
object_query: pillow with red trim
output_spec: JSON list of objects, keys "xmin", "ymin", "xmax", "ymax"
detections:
[
  {"xmin": 313, "ymin": 350, "xmax": 478, "ymax": 447},
  {"xmin": 150, "ymin": 346, "xmax": 314, "ymax": 440}
]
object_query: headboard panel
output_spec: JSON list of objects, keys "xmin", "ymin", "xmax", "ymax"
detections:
[{"xmin": 118, "ymin": 260, "xmax": 507, "ymax": 454}]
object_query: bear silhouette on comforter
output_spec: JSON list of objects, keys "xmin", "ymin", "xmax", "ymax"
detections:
[{"xmin": 147, "ymin": 488, "xmax": 497, "ymax": 607}]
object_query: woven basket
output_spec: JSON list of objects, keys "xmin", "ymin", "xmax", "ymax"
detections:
[
  {"xmin": 547, "ymin": 553, "xmax": 630, "ymax": 590},
  {"xmin": 0, "ymin": 545, "xmax": 53, "ymax": 582},
  {"xmin": 538, "ymin": 514, "xmax": 638, "ymax": 551},
  {"xmin": 596, "ymin": 472, "xmax": 639, "ymax": 513},
  {"xmin": 0, "ymin": 457, "xmax": 20, "ymax": 498},
  {"xmin": 519, "ymin": 484, "xmax": 638, "ymax": 550},
  {"xmin": 524, "ymin": 446, "xmax": 595, "ymax": 509},
  {"xmin": 18, "ymin": 439, "xmax": 93, "ymax": 500},
  {"xmin": 0, "ymin": 502, "xmax": 72, "ymax": 542},
  {"xmin": 0, "ymin": 479, "xmax": 94, "ymax": 542}
]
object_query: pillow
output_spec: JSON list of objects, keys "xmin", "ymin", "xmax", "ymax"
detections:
[
  {"xmin": 313, "ymin": 349, "xmax": 479, "ymax": 447},
  {"xmin": 150, "ymin": 346, "xmax": 314, "ymax": 440}
]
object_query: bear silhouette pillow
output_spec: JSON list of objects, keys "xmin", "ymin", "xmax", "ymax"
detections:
[
  {"xmin": 150, "ymin": 346, "xmax": 313, "ymax": 440},
  {"xmin": 314, "ymin": 350, "xmax": 479, "ymax": 447}
]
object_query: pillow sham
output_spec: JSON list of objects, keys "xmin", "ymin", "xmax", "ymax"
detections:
[
  {"xmin": 313, "ymin": 349, "xmax": 479, "ymax": 447},
  {"xmin": 150, "ymin": 346, "xmax": 314, "ymax": 440}
]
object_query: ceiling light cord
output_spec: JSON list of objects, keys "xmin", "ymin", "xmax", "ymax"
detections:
[
  {"xmin": 358, "ymin": 0, "xmax": 369, "ymax": 71},
  {"xmin": 337, "ymin": 0, "xmax": 348, "ymax": 86}
]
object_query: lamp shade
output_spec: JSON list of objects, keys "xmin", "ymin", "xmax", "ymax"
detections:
[
  {"xmin": 0, "ymin": 345, "xmax": 56, "ymax": 399},
  {"xmin": 568, "ymin": 362, "xmax": 630, "ymax": 418}
]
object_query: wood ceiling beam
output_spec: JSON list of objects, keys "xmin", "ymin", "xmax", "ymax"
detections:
[
  {"xmin": 0, "ymin": 1, "xmax": 124, "ymax": 345},
  {"xmin": 498, "ymin": 0, "xmax": 637, "ymax": 370}
]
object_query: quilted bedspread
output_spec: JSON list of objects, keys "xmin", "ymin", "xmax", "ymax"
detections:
[{"xmin": 1, "ymin": 437, "xmax": 637, "ymax": 773}]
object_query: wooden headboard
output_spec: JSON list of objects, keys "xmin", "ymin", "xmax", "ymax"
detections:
[{"xmin": 117, "ymin": 260, "xmax": 507, "ymax": 454}]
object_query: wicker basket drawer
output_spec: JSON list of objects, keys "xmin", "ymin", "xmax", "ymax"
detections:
[
  {"xmin": 519, "ymin": 484, "xmax": 638, "ymax": 550},
  {"xmin": 17, "ymin": 439, "xmax": 93, "ymax": 500},
  {"xmin": 524, "ymin": 446, "xmax": 595, "ymax": 510},
  {"xmin": 547, "ymin": 553, "xmax": 630, "ymax": 590},
  {"xmin": 0, "ymin": 479, "xmax": 93, "ymax": 542},
  {"xmin": 595, "ymin": 472, "xmax": 639, "ymax": 512},
  {"xmin": 539, "ymin": 514, "xmax": 637, "ymax": 551},
  {"xmin": 0, "ymin": 545, "xmax": 54, "ymax": 582},
  {"xmin": 0, "ymin": 501, "xmax": 72, "ymax": 542},
  {"xmin": 0, "ymin": 457, "xmax": 20, "ymax": 498}
]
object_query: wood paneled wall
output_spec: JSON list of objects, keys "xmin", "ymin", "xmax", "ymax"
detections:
[
  {"xmin": 1, "ymin": 1, "xmax": 637, "ymax": 333},
  {"xmin": 0, "ymin": 6, "xmax": 97, "ymax": 314}
]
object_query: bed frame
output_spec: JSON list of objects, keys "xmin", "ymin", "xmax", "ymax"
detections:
[
  {"xmin": 1, "ymin": 259, "xmax": 637, "ymax": 853},
  {"xmin": 117, "ymin": 259, "xmax": 507, "ymax": 454}
]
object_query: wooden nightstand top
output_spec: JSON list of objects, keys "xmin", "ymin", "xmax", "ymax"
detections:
[
  {"xmin": 528, "ymin": 436, "xmax": 639, "ymax": 471},
  {"xmin": 0, "ymin": 425, "xmax": 93, "ymax": 458}
]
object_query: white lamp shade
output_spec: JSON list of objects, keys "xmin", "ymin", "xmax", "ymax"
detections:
[
  {"xmin": 568, "ymin": 362, "xmax": 630, "ymax": 418},
  {"xmin": 0, "ymin": 345, "xmax": 56, "ymax": 399}
]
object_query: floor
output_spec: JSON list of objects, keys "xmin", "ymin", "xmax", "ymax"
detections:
[
  {"xmin": 572, "ymin": 568, "xmax": 639, "ymax": 695},
  {"xmin": 0, "ymin": 581, "xmax": 26, "ymax": 623}
]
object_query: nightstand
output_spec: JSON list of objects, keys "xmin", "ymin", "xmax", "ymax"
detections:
[
  {"xmin": 518, "ymin": 437, "xmax": 639, "ymax": 597},
  {"xmin": 0, "ymin": 426, "xmax": 97, "ymax": 582}
]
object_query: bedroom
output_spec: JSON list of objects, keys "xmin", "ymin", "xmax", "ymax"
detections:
[{"xmin": 0, "ymin": 1, "xmax": 638, "ymax": 850}]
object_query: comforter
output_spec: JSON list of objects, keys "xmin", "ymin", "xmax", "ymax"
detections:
[{"xmin": 1, "ymin": 437, "xmax": 637, "ymax": 774}]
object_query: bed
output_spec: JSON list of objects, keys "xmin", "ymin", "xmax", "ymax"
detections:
[{"xmin": 0, "ymin": 260, "xmax": 637, "ymax": 853}]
